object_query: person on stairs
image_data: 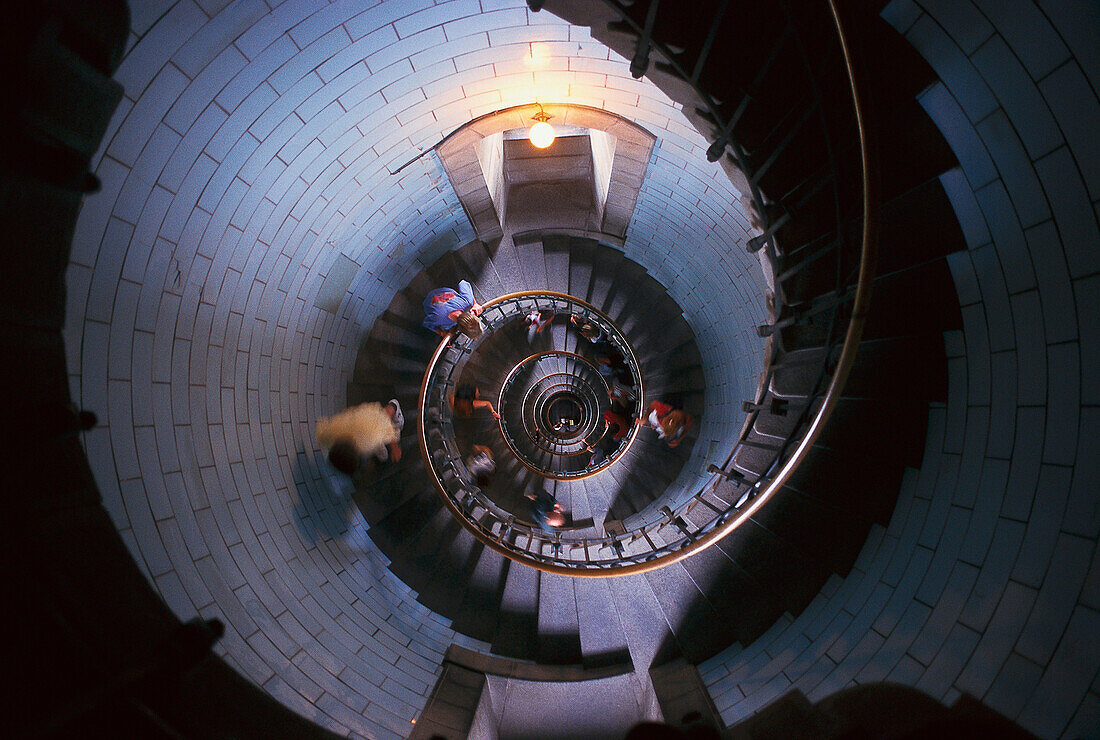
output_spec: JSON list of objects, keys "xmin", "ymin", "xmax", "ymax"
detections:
[
  {"xmin": 423, "ymin": 279, "xmax": 484, "ymax": 338},
  {"xmin": 569, "ymin": 313, "xmax": 605, "ymax": 344},
  {"xmin": 596, "ymin": 347, "xmax": 630, "ymax": 383},
  {"xmin": 464, "ymin": 444, "xmax": 496, "ymax": 488},
  {"xmin": 586, "ymin": 421, "xmax": 622, "ymax": 466},
  {"xmin": 604, "ymin": 372, "xmax": 636, "ymax": 435},
  {"xmin": 449, "ymin": 383, "xmax": 501, "ymax": 419},
  {"xmin": 607, "ymin": 370, "xmax": 636, "ymax": 409},
  {"xmin": 525, "ymin": 489, "xmax": 565, "ymax": 532},
  {"xmin": 524, "ymin": 309, "xmax": 553, "ymax": 343},
  {"xmin": 637, "ymin": 399, "xmax": 692, "ymax": 448},
  {"xmin": 602, "ymin": 408, "xmax": 632, "ymax": 441},
  {"xmin": 316, "ymin": 399, "xmax": 404, "ymax": 476}
]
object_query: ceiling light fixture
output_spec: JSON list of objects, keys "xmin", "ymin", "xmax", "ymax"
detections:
[{"xmin": 529, "ymin": 102, "xmax": 555, "ymax": 149}]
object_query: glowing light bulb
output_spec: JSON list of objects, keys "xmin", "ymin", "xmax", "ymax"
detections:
[{"xmin": 529, "ymin": 120, "xmax": 556, "ymax": 148}]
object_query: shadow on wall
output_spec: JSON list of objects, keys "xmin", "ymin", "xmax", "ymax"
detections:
[
  {"xmin": 417, "ymin": 232, "xmax": 461, "ymax": 271},
  {"xmin": 292, "ymin": 449, "xmax": 358, "ymax": 547}
]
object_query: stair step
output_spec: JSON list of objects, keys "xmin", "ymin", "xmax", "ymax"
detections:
[
  {"xmin": 644, "ymin": 561, "xmax": 723, "ymax": 664},
  {"xmin": 874, "ymin": 85, "xmax": 959, "ymax": 204},
  {"xmin": 538, "ymin": 573, "xmax": 583, "ymax": 664},
  {"xmin": 852, "ymin": 0, "xmax": 941, "ymax": 101},
  {"xmin": 372, "ymin": 305, "xmax": 427, "ymax": 337},
  {"xmin": 816, "ymin": 396, "xmax": 929, "ymax": 468},
  {"xmin": 451, "ymin": 548, "xmax": 509, "ymax": 644},
  {"xmin": 582, "ymin": 473, "xmax": 613, "ymax": 515},
  {"xmin": 770, "ymin": 333, "xmax": 947, "ymax": 402},
  {"xmin": 492, "ymin": 559, "xmax": 540, "ymax": 660},
  {"xmin": 418, "ymin": 531, "xmax": 485, "ymax": 618},
  {"xmin": 749, "ymin": 396, "xmax": 812, "ymax": 440},
  {"xmin": 346, "ymin": 380, "xmax": 420, "ymax": 408},
  {"xmin": 353, "ymin": 461, "xmax": 427, "ymax": 523},
  {"xmin": 877, "ymin": 177, "xmax": 971, "ymax": 273},
  {"xmin": 601, "ymin": 259, "xmax": 648, "ymax": 320},
  {"xmin": 677, "ymin": 544, "xmax": 772, "ymax": 657},
  {"xmin": 453, "ymin": 239, "xmax": 507, "ymax": 300},
  {"xmin": 750, "ymin": 484, "xmax": 873, "ymax": 577},
  {"xmin": 512, "ymin": 233, "xmax": 551, "ymax": 291},
  {"xmin": 484, "ymin": 237, "xmax": 528, "ymax": 295},
  {"xmin": 714, "ymin": 519, "xmax": 830, "ymax": 622},
  {"xmin": 847, "ymin": 334, "xmax": 949, "ymax": 401},
  {"xmin": 864, "ymin": 258, "xmax": 963, "ymax": 338},
  {"xmin": 784, "ymin": 444, "xmax": 906, "ymax": 528},
  {"xmin": 778, "ymin": 256, "xmax": 961, "ymax": 350},
  {"xmin": 372, "ymin": 501, "xmax": 453, "ymax": 593},
  {"xmin": 542, "ymin": 234, "xmax": 572, "ymax": 291},
  {"xmin": 567, "ymin": 237, "xmax": 597, "ymax": 301},
  {"xmin": 586, "ymin": 247, "xmax": 626, "ymax": 309},
  {"xmin": 730, "ymin": 436, "xmax": 779, "ymax": 479},
  {"xmin": 574, "ymin": 577, "xmax": 632, "ymax": 670}
]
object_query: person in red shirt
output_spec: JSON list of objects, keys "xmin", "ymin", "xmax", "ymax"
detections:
[{"xmin": 637, "ymin": 400, "xmax": 692, "ymax": 448}]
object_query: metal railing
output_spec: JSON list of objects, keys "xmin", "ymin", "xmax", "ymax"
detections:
[
  {"xmin": 419, "ymin": 292, "xmax": 665, "ymax": 569},
  {"xmin": 414, "ymin": 0, "xmax": 877, "ymax": 575},
  {"xmin": 419, "ymin": 290, "xmax": 644, "ymax": 471},
  {"xmin": 501, "ymin": 352, "xmax": 613, "ymax": 470}
]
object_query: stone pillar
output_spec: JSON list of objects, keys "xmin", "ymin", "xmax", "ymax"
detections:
[
  {"xmin": 410, "ymin": 663, "xmax": 487, "ymax": 740},
  {"xmin": 650, "ymin": 658, "xmax": 723, "ymax": 731}
]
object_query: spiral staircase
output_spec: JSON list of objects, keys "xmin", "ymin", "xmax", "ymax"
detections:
[
  {"xmin": 334, "ymin": 0, "xmax": 971, "ymax": 686},
  {"xmin": 349, "ymin": 237, "xmax": 709, "ymax": 664},
  {"xmin": 13, "ymin": 0, "xmax": 1089, "ymax": 737}
]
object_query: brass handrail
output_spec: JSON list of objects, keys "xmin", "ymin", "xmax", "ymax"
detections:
[
  {"xmin": 414, "ymin": 0, "xmax": 877, "ymax": 575},
  {"xmin": 499, "ymin": 351, "xmax": 619, "ymax": 474},
  {"xmin": 441, "ymin": 290, "xmax": 645, "ymax": 476}
]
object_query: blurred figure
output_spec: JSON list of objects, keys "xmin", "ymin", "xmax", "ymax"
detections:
[
  {"xmin": 596, "ymin": 347, "xmax": 630, "ymax": 383},
  {"xmin": 316, "ymin": 399, "xmax": 403, "ymax": 475},
  {"xmin": 524, "ymin": 309, "xmax": 553, "ymax": 343},
  {"xmin": 464, "ymin": 444, "xmax": 496, "ymax": 487},
  {"xmin": 603, "ymin": 408, "xmax": 632, "ymax": 439},
  {"xmin": 526, "ymin": 489, "xmax": 565, "ymax": 532},
  {"xmin": 638, "ymin": 399, "xmax": 692, "ymax": 448},
  {"xmin": 608, "ymin": 376, "xmax": 636, "ymax": 407},
  {"xmin": 450, "ymin": 383, "xmax": 501, "ymax": 419},
  {"xmin": 586, "ymin": 421, "xmax": 622, "ymax": 466},
  {"xmin": 570, "ymin": 313, "xmax": 605, "ymax": 344}
]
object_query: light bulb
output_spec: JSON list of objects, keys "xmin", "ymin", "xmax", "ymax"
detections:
[{"xmin": 529, "ymin": 121, "xmax": 555, "ymax": 148}]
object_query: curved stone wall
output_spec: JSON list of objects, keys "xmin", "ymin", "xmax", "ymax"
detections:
[
  {"xmin": 702, "ymin": 2, "xmax": 1100, "ymax": 737},
  {"xmin": 63, "ymin": 1, "xmax": 767, "ymax": 734}
]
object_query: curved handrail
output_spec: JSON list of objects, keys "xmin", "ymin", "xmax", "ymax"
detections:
[
  {"xmin": 605, "ymin": 0, "xmax": 881, "ymax": 575},
  {"xmin": 414, "ymin": 0, "xmax": 876, "ymax": 575},
  {"xmin": 416, "ymin": 293, "xmax": 646, "ymax": 536},
  {"xmin": 499, "ymin": 351, "xmax": 621, "ymax": 476},
  {"xmin": 519, "ymin": 374, "xmax": 594, "ymax": 456}
]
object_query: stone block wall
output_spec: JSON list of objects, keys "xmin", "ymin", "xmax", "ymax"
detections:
[
  {"xmin": 702, "ymin": 2, "xmax": 1099, "ymax": 736},
  {"xmin": 64, "ymin": 1, "xmax": 770, "ymax": 735}
]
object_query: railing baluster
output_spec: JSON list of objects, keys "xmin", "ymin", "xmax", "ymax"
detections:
[
  {"xmin": 776, "ymin": 236, "xmax": 842, "ymax": 283},
  {"xmin": 689, "ymin": 0, "xmax": 730, "ymax": 83},
  {"xmin": 749, "ymin": 102, "xmax": 818, "ymax": 187},
  {"xmin": 629, "ymin": 0, "xmax": 661, "ymax": 78}
]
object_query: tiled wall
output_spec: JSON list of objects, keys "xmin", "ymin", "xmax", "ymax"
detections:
[
  {"xmin": 702, "ymin": 1, "xmax": 1099, "ymax": 737},
  {"xmin": 63, "ymin": 0, "xmax": 767, "ymax": 735}
]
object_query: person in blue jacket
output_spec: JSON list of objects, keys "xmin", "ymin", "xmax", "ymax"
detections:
[
  {"xmin": 423, "ymin": 279, "xmax": 484, "ymax": 338},
  {"xmin": 525, "ymin": 489, "xmax": 566, "ymax": 532}
]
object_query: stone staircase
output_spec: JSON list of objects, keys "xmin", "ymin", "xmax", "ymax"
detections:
[
  {"xmin": 349, "ymin": 235, "xmax": 704, "ymax": 667},
  {"xmin": 522, "ymin": 0, "xmax": 970, "ymax": 668},
  {"xmin": 340, "ymin": 0, "xmax": 977, "ymax": 690}
]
